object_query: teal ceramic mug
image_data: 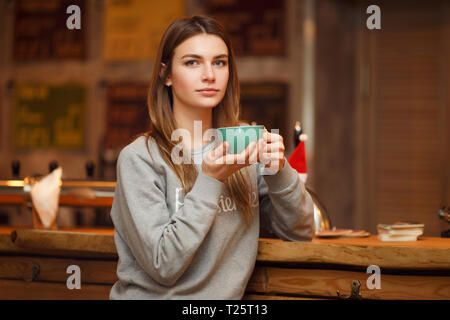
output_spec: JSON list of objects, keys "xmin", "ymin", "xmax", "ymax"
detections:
[{"xmin": 217, "ymin": 125, "xmax": 264, "ymax": 154}]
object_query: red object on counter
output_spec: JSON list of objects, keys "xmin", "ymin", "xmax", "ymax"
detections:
[{"xmin": 288, "ymin": 141, "xmax": 307, "ymax": 174}]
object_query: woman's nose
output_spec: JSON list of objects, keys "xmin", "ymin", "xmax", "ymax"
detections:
[{"xmin": 202, "ymin": 64, "xmax": 215, "ymax": 81}]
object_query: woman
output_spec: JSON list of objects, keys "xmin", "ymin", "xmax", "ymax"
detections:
[{"xmin": 110, "ymin": 15, "xmax": 314, "ymax": 300}]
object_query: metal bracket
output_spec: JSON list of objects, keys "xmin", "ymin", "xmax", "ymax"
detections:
[
  {"xmin": 25, "ymin": 264, "xmax": 40, "ymax": 282},
  {"xmin": 337, "ymin": 280, "xmax": 362, "ymax": 300}
]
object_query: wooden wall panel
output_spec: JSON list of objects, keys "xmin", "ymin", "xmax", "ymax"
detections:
[
  {"xmin": 362, "ymin": 0, "xmax": 449, "ymax": 236},
  {"xmin": 247, "ymin": 266, "xmax": 450, "ymax": 300},
  {"xmin": 314, "ymin": 0, "xmax": 358, "ymax": 230},
  {"xmin": 0, "ymin": 279, "xmax": 111, "ymax": 300}
]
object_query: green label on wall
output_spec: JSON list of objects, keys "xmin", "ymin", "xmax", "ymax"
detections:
[{"xmin": 14, "ymin": 83, "xmax": 85, "ymax": 150}]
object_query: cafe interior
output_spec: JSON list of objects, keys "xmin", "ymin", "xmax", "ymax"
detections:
[{"xmin": 0, "ymin": 0, "xmax": 449, "ymax": 300}]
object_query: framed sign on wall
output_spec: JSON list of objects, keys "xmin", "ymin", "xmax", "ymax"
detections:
[
  {"xmin": 13, "ymin": 0, "xmax": 86, "ymax": 61},
  {"xmin": 103, "ymin": 82, "xmax": 149, "ymax": 149},
  {"xmin": 13, "ymin": 83, "xmax": 86, "ymax": 150},
  {"xmin": 103, "ymin": 0, "xmax": 184, "ymax": 61},
  {"xmin": 205, "ymin": 0, "xmax": 286, "ymax": 56}
]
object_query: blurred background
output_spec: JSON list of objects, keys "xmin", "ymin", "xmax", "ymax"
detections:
[{"xmin": 0, "ymin": 0, "xmax": 448, "ymax": 236}]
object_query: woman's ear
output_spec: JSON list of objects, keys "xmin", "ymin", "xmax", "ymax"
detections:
[{"xmin": 160, "ymin": 63, "xmax": 172, "ymax": 86}]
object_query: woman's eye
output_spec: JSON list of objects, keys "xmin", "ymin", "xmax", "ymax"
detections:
[
  {"xmin": 214, "ymin": 60, "xmax": 227, "ymax": 66},
  {"xmin": 185, "ymin": 60, "xmax": 198, "ymax": 66}
]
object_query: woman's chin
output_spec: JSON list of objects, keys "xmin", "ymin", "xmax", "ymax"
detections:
[{"xmin": 194, "ymin": 99, "xmax": 222, "ymax": 109}]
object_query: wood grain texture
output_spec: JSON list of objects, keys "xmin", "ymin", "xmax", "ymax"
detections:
[
  {"xmin": 0, "ymin": 279, "xmax": 110, "ymax": 300},
  {"xmin": 0, "ymin": 195, "xmax": 27, "ymax": 206},
  {"xmin": 1, "ymin": 228, "xmax": 449, "ymax": 270},
  {"xmin": 257, "ymin": 266, "xmax": 450, "ymax": 300},
  {"xmin": 246, "ymin": 265, "xmax": 267, "ymax": 293},
  {"xmin": 312, "ymin": 235, "xmax": 450, "ymax": 248},
  {"xmin": 0, "ymin": 232, "xmax": 14, "ymax": 252},
  {"xmin": 10, "ymin": 229, "xmax": 117, "ymax": 258},
  {"xmin": 314, "ymin": 0, "xmax": 357, "ymax": 234},
  {"xmin": 0, "ymin": 256, "xmax": 117, "ymax": 284},
  {"xmin": 0, "ymin": 228, "xmax": 449, "ymax": 300},
  {"xmin": 244, "ymin": 294, "xmax": 323, "ymax": 300},
  {"xmin": 258, "ymin": 237, "xmax": 450, "ymax": 270},
  {"xmin": 0, "ymin": 194, "xmax": 113, "ymax": 207},
  {"xmin": 363, "ymin": 0, "xmax": 449, "ymax": 236}
]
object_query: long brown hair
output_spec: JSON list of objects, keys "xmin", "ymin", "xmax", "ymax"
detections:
[{"xmin": 143, "ymin": 15, "xmax": 254, "ymax": 226}]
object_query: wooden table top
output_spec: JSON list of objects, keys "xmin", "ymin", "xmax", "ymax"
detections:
[
  {"xmin": 1, "ymin": 226, "xmax": 449, "ymax": 270},
  {"xmin": 312, "ymin": 235, "xmax": 450, "ymax": 248}
]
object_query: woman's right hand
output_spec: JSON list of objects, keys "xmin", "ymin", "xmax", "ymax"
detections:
[{"xmin": 201, "ymin": 141, "xmax": 259, "ymax": 182}]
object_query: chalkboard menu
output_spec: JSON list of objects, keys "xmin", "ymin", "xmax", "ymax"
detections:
[
  {"xmin": 14, "ymin": 0, "xmax": 86, "ymax": 61},
  {"xmin": 14, "ymin": 83, "xmax": 86, "ymax": 150},
  {"xmin": 239, "ymin": 83, "xmax": 288, "ymax": 139},
  {"xmin": 104, "ymin": 82, "xmax": 149, "ymax": 149},
  {"xmin": 205, "ymin": 0, "xmax": 286, "ymax": 56}
]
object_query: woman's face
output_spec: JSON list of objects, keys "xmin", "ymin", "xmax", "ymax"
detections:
[{"xmin": 165, "ymin": 34, "xmax": 229, "ymax": 111}]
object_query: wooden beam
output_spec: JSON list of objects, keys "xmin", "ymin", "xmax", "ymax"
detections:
[
  {"xmin": 0, "ymin": 255, "xmax": 117, "ymax": 284},
  {"xmin": 0, "ymin": 279, "xmax": 111, "ymax": 300},
  {"xmin": 10, "ymin": 229, "xmax": 117, "ymax": 258},
  {"xmin": 246, "ymin": 266, "xmax": 450, "ymax": 300},
  {"xmin": 258, "ymin": 237, "xmax": 450, "ymax": 270}
]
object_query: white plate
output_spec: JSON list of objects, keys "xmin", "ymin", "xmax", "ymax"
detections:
[{"xmin": 315, "ymin": 229, "xmax": 353, "ymax": 238}]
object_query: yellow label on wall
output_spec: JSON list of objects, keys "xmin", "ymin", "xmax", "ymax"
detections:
[
  {"xmin": 103, "ymin": 0, "xmax": 184, "ymax": 61},
  {"xmin": 14, "ymin": 83, "xmax": 85, "ymax": 150}
]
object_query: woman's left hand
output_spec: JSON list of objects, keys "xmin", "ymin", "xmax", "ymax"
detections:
[{"xmin": 257, "ymin": 128, "xmax": 285, "ymax": 175}]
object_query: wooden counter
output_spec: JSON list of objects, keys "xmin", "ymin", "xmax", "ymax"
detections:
[{"xmin": 0, "ymin": 226, "xmax": 449, "ymax": 300}]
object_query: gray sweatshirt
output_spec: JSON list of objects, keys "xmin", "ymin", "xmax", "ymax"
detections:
[{"xmin": 109, "ymin": 135, "xmax": 314, "ymax": 300}]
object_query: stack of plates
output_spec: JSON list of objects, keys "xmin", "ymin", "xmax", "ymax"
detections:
[
  {"xmin": 315, "ymin": 229, "xmax": 370, "ymax": 238},
  {"xmin": 377, "ymin": 222, "xmax": 424, "ymax": 242}
]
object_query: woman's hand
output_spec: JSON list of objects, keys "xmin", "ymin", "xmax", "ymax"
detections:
[
  {"xmin": 201, "ymin": 128, "xmax": 286, "ymax": 181},
  {"xmin": 257, "ymin": 128, "xmax": 285, "ymax": 175},
  {"xmin": 202, "ymin": 140, "xmax": 259, "ymax": 182}
]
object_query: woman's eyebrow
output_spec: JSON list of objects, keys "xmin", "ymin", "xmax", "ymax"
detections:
[
  {"xmin": 214, "ymin": 54, "xmax": 228, "ymax": 59},
  {"xmin": 180, "ymin": 54, "xmax": 228, "ymax": 59}
]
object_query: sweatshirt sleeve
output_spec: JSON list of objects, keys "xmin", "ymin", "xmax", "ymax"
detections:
[
  {"xmin": 257, "ymin": 157, "xmax": 315, "ymax": 241},
  {"xmin": 111, "ymin": 145, "xmax": 224, "ymax": 286}
]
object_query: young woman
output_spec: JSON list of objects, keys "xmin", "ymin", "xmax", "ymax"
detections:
[{"xmin": 109, "ymin": 15, "xmax": 314, "ymax": 300}]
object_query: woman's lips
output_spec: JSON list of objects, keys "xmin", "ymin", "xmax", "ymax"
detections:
[{"xmin": 197, "ymin": 89, "xmax": 219, "ymax": 97}]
